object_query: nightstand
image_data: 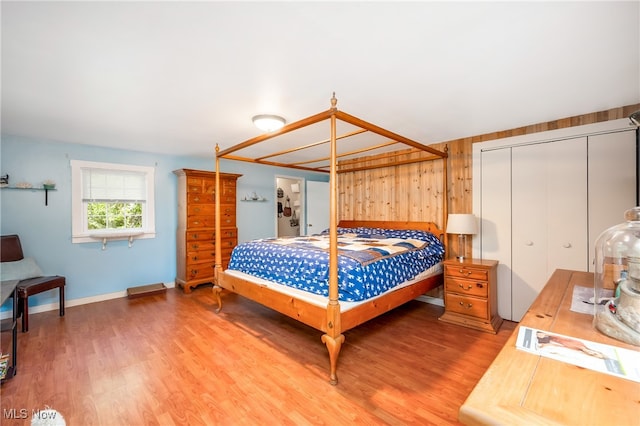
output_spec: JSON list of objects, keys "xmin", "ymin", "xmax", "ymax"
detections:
[{"xmin": 439, "ymin": 258, "xmax": 502, "ymax": 333}]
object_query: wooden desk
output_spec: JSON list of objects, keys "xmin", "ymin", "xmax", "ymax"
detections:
[{"xmin": 459, "ymin": 269, "xmax": 639, "ymax": 425}]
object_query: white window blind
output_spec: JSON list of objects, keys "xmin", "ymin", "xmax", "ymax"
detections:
[{"xmin": 82, "ymin": 168, "xmax": 147, "ymax": 202}]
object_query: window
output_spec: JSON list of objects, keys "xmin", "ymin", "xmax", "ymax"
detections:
[{"xmin": 71, "ymin": 160, "xmax": 155, "ymax": 243}]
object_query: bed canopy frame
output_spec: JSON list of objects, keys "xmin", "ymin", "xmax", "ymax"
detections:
[{"xmin": 213, "ymin": 94, "xmax": 448, "ymax": 384}]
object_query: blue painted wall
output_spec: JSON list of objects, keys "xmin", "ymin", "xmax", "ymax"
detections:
[{"xmin": 0, "ymin": 135, "xmax": 328, "ymax": 311}]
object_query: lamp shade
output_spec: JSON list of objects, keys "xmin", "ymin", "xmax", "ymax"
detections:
[
  {"xmin": 252, "ymin": 114, "xmax": 286, "ymax": 132},
  {"xmin": 446, "ymin": 213, "xmax": 478, "ymax": 235}
]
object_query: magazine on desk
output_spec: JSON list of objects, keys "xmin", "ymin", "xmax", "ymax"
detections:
[{"xmin": 516, "ymin": 326, "xmax": 640, "ymax": 383}]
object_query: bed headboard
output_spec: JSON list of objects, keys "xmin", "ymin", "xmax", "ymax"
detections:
[{"xmin": 337, "ymin": 220, "xmax": 444, "ymax": 241}]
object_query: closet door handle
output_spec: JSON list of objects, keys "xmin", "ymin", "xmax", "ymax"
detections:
[
  {"xmin": 525, "ymin": 241, "xmax": 534, "ymax": 246},
  {"xmin": 563, "ymin": 243, "xmax": 572, "ymax": 248}
]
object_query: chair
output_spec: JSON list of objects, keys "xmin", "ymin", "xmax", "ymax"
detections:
[{"xmin": 0, "ymin": 234, "xmax": 65, "ymax": 332}]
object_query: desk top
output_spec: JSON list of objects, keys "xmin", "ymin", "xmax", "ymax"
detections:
[
  {"xmin": 459, "ymin": 269, "xmax": 640, "ymax": 426},
  {"xmin": 0, "ymin": 280, "xmax": 18, "ymax": 305}
]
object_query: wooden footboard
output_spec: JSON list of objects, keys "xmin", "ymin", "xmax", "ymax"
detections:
[
  {"xmin": 340, "ymin": 273, "xmax": 443, "ymax": 331},
  {"xmin": 216, "ymin": 270, "xmax": 329, "ymax": 332},
  {"xmin": 214, "ymin": 267, "xmax": 443, "ymax": 384},
  {"xmin": 216, "ymin": 269, "xmax": 442, "ymax": 334}
]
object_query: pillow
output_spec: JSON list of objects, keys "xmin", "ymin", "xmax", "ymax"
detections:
[{"xmin": 1, "ymin": 257, "xmax": 43, "ymax": 281}]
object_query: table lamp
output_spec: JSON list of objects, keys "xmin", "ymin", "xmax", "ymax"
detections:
[{"xmin": 446, "ymin": 213, "xmax": 478, "ymax": 261}]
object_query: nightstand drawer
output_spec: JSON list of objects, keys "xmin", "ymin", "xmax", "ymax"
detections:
[
  {"xmin": 444, "ymin": 264, "xmax": 489, "ymax": 281},
  {"xmin": 445, "ymin": 293, "xmax": 489, "ymax": 320},
  {"xmin": 445, "ymin": 277, "xmax": 488, "ymax": 298}
]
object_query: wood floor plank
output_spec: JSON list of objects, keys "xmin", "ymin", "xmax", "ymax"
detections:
[{"xmin": 0, "ymin": 286, "xmax": 515, "ymax": 425}]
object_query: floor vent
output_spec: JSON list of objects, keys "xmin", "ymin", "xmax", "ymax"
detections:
[{"xmin": 126, "ymin": 283, "xmax": 167, "ymax": 299}]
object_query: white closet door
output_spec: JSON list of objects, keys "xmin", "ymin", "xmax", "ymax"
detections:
[
  {"xmin": 479, "ymin": 148, "xmax": 512, "ymax": 320},
  {"xmin": 546, "ymin": 138, "xmax": 588, "ymax": 273},
  {"xmin": 588, "ymin": 130, "xmax": 637, "ymax": 269},
  {"xmin": 512, "ymin": 143, "xmax": 549, "ymax": 321},
  {"xmin": 511, "ymin": 138, "xmax": 587, "ymax": 321}
]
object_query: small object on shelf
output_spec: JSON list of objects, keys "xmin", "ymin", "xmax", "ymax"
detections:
[
  {"xmin": 0, "ymin": 174, "xmax": 8, "ymax": 187},
  {"xmin": 43, "ymin": 179, "xmax": 56, "ymax": 190},
  {"xmin": 15, "ymin": 182, "xmax": 32, "ymax": 189},
  {"xmin": 241, "ymin": 192, "xmax": 266, "ymax": 201}
]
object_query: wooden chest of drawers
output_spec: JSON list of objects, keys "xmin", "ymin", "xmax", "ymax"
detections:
[
  {"xmin": 439, "ymin": 258, "xmax": 502, "ymax": 333},
  {"xmin": 174, "ymin": 169, "xmax": 241, "ymax": 293}
]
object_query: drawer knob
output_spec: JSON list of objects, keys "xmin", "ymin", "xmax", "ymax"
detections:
[
  {"xmin": 459, "ymin": 301, "xmax": 473, "ymax": 309},
  {"xmin": 459, "ymin": 283, "xmax": 473, "ymax": 290},
  {"xmin": 458, "ymin": 269, "xmax": 472, "ymax": 276}
]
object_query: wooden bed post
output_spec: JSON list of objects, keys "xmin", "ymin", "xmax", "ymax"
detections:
[
  {"xmin": 443, "ymin": 145, "xmax": 449, "ymax": 232},
  {"xmin": 213, "ymin": 145, "xmax": 223, "ymax": 312},
  {"xmin": 321, "ymin": 93, "xmax": 345, "ymax": 385}
]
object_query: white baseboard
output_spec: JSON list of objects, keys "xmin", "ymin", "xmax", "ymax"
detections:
[
  {"xmin": 415, "ymin": 295, "xmax": 445, "ymax": 307},
  {"xmin": 0, "ymin": 281, "xmax": 175, "ymax": 320}
]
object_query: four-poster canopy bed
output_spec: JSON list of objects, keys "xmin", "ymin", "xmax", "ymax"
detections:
[{"xmin": 213, "ymin": 94, "xmax": 449, "ymax": 384}]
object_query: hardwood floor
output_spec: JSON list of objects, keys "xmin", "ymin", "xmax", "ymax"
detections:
[{"xmin": 1, "ymin": 286, "xmax": 515, "ymax": 425}]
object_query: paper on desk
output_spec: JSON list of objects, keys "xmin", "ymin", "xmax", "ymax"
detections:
[
  {"xmin": 516, "ymin": 326, "xmax": 640, "ymax": 383},
  {"xmin": 570, "ymin": 285, "xmax": 613, "ymax": 315}
]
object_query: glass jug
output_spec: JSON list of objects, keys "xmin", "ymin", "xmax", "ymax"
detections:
[{"xmin": 593, "ymin": 207, "xmax": 640, "ymax": 346}]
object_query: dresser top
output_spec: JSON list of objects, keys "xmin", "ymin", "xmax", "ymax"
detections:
[
  {"xmin": 172, "ymin": 168, "xmax": 242, "ymax": 179},
  {"xmin": 443, "ymin": 258, "xmax": 498, "ymax": 267}
]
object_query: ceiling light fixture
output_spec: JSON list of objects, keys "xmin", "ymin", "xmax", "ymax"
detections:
[{"xmin": 252, "ymin": 114, "xmax": 286, "ymax": 132}]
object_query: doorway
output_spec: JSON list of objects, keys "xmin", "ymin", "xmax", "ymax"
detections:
[{"xmin": 275, "ymin": 176, "xmax": 304, "ymax": 237}]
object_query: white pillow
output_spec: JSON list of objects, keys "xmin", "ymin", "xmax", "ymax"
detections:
[{"xmin": 1, "ymin": 258, "xmax": 43, "ymax": 281}]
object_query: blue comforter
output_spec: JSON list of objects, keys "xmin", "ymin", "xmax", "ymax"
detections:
[{"xmin": 227, "ymin": 227, "xmax": 444, "ymax": 302}]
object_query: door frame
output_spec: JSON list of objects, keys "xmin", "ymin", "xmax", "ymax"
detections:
[{"xmin": 275, "ymin": 175, "xmax": 305, "ymax": 237}]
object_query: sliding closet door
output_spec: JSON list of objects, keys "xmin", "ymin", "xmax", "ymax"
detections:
[
  {"xmin": 479, "ymin": 147, "xmax": 512, "ymax": 320},
  {"xmin": 511, "ymin": 138, "xmax": 587, "ymax": 321}
]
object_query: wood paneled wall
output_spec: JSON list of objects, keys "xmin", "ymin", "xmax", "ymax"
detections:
[
  {"xmin": 338, "ymin": 147, "xmax": 448, "ymax": 226},
  {"xmin": 338, "ymin": 103, "xmax": 639, "ymax": 258}
]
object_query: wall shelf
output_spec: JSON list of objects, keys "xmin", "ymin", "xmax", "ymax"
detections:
[
  {"xmin": 89, "ymin": 231, "xmax": 144, "ymax": 250},
  {"xmin": 1, "ymin": 186, "xmax": 57, "ymax": 206},
  {"xmin": 240, "ymin": 198, "xmax": 267, "ymax": 202}
]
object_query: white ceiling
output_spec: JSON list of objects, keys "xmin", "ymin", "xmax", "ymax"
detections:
[{"xmin": 2, "ymin": 1, "xmax": 639, "ymax": 159}]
